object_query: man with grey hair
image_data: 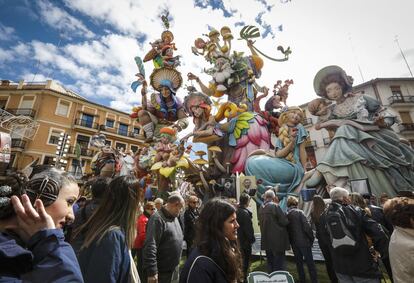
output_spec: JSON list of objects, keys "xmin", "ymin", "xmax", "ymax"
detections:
[
  {"xmin": 320, "ymin": 187, "xmax": 389, "ymax": 283},
  {"xmin": 144, "ymin": 194, "xmax": 185, "ymax": 283},
  {"xmin": 259, "ymin": 189, "xmax": 290, "ymax": 273},
  {"xmin": 329, "ymin": 186, "xmax": 351, "ymax": 203}
]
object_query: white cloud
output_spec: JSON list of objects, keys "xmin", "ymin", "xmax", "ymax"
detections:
[
  {"xmin": 37, "ymin": 0, "xmax": 95, "ymax": 39},
  {"xmin": 0, "ymin": 24, "xmax": 17, "ymax": 41},
  {"xmin": 3, "ymin": 0, "xmax": 414, "ymax": 114},
  {"xmin": 31, "ymin": 41, "xmax": 92, "ymax": 80}
]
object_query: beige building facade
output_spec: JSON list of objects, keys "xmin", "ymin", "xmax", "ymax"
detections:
[
  {"xmin": 301, "ymin": 77, "xmax": 414, "ymax": 167},
  {"xmin": 0, "ymin": 79, "xmax": 144, "ymax": 177}
]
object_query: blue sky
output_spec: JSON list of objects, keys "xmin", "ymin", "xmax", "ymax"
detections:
[{"xmin": 1, "ymin": 0, "xmax": 413, "ymax": 117}]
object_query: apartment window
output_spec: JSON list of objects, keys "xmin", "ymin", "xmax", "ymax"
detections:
[
  {"xmin": 76, "ymin": 135, "xmax": 90, "ymax": 149},
  {"xmin": 56, "ymin": 100, "xmax": 70, "ymax": 116},
  {"xmin": 105, "ymin": 140, "xmax": 112, "ymax": 147},
  {"xmin": 133, "ymin": 127, "xmax": 140, "ymax": 134},
  {"xmin": 118, "ymin": 123, "xmax": 128, "ymax": 136},
  {"xmin": 115, "ymin": 142, "xmax": 126, "ymax": 151},
  {"xmin": 390, "ymin": 86, "xmax": 403, "ymax": 99},
  {"xmin": 43, "ymin": 156, "xmax": 55, "ymax": 165},
  {"xmin": 0, "ymin": 98, "xmax": 7, "ymax": 110},
  {"xmin": 399, "ymin": 112, "xmax": 413, "ymax": 124},
  {"xmin": 130, "ymin": 145, "xmax": 138, "ymax": 153},
  {"xmin": 20, "ymin": 96, "xmax": 34, "ymax": 109},
  {"xmin": 81, "ymin": 113, "xmax": 94, "ymax": 128},
  {"xmin": 106, "ymin": 119, "xmax": 114, "ymax": 128},
  {"xmin": 48, "ymin": 129, "xmax": 63, "ymax": 145}
]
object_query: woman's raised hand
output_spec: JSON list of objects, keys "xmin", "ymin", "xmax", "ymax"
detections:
[{"xmin": 11, "ymin": 194, "xmax": 55, "ymax": 241}]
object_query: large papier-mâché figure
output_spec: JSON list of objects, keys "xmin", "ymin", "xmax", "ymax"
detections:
[
  {"xmin": 306, "ymin": 65, "xmax": 414, "ymax": 196},
  {"xmin": 245, "ymin": 107, "xmax": 308, "ymax": 208}
]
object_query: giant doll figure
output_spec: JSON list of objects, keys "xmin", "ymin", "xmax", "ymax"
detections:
[{"xmin": 306, "ymin": 65, "xmax": 414, "ymax": 196}]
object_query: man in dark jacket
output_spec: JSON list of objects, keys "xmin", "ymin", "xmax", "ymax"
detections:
[
  {"xmin": 236, "ymin": 193, "xmax": 255, "ymax": 282},
  {"xmin": 144, "ymin": 194, "xmax": 184, "ymax": 283},
  {"xmin": 321, "ymin": 187, "xmax": 389, "ymax": 283},
  {"xmin": 259, "ymin": 189, "xmax": 290, "ymax": 272},
  {"xmin": 183, "ymin": 195, "xmax": 199, "ymax": 257},
  {"xmin": 287, "ymin": 196, "xmax": 318, "ymax": 283}
]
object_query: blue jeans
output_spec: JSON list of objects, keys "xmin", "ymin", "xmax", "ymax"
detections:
[
  {"xmin": 265, "ymin": 250, "xmax": 286, "ymax": 273},
  {"xmin": 291, "ymin": 245, "xmax": 318, "ymax": 283},
  {"xmin": 336, "ymin": 273, "xmax": 380, "ymax": 283}
]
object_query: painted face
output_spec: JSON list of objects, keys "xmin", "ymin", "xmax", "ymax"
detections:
[
  {"xmin": 164, "ymin": 34, "xmax": 173, "ymax": 44},
  {"xmin": 160, "ymin": 135, "xmax": 170, "ymax": 144},
  {"xmin": 325, "ymin": 82, "xmax": 344, "ymax": 101},
  {"xmin": 190, "ymin": 105, "xmax": 204, "ymax": 118},
  {"xmin": 243, "ymin": 179, "xmax": 252, "ymax": 189},
  {"xmin": 45, "ymin": 182, "xmax": 79, "ymax": 229},
  {"xmin": 160, "ymin": 87, "xmax": 171, "ymax": 98},
  {"xmin": 223, "ymin": 212, "xmax": 239, "ymax": 241},
  {"xmin": 287, "ymin": 111, "xmax": 302, "ymax": 126}
]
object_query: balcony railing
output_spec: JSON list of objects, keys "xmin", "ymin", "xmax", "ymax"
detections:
[
  {"xmin": 388, "ymin": 95, "xmax": 414, "ymax": 105},
  {"xmin": 11, "ymin": 139, "xmax": 26, "ymax": 149},
  {"xmin": 6, "ymin": 108, "xmax": 36, "ymax": 118},
  {"xmin": 101, "ymin": 125, "xmax": 140, "ymax": 138},
  {"xmin": 323, "ymin": 137, "xmax": 331, "ymax": 145},
  {"xmin": 303, "ymin": 118, "xmax": 313, "ymax": 126},
  {"xmin": 68, "ymin": 146, "xmax": 94, "ymax": 157},
  {"xmin": 74, "ymin": 118, "xmax": 99, "ymax": 130},
  {"xmin": 399, "ymin": 123, "xmax": 414, "ymax": 132}
]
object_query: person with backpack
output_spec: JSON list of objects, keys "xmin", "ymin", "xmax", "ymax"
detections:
[{"xmin": 320, "ymin": 187, "xmax": 389, "ymax": 283}]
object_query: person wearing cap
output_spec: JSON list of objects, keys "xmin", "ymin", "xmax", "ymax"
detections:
[{"xmin": 306, "ymin": 65, "xmax": 414, "ymax": 197}]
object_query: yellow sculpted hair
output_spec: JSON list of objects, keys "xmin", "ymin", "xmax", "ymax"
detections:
[{"xmin": 278, "ymin": 107, "xmax": 304, "ymax": 163}]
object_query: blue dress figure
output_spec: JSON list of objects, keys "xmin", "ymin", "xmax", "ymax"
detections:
[
  {"xmin": 306, "ymin": 65, "xmax": 414, "ymax": 196},
  {"xmin": 245, "ymin": 106, "xmax": 308, "ymax": 210}
]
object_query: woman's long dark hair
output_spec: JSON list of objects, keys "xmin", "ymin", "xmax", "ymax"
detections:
[
  {"xmin": 195, "ymin": 198, "xmax": 243, "ymax": 282},
  {"xmin": 75, "ymin": 175, "xmax": 140, "ymax": 249},
  {"xmin": 311, "ymin": 194, "xmax": 326, "ymax": 224}
]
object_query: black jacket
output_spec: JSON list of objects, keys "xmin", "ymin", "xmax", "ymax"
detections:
[
  {"xmin": 368, "ymin": 204, "xmax": 393, "ymax": 235},
  {"xmin": 259, "ymin": 201, "xmax": 290, "ymax": 253},
  {"xmin": 183, "ymin": 208, "xmax": 199, "ymax": 244},
  {"xmin": 320, "ymin": 202, "xmax": 389, "ymax": 278},
  {"xmin": 236, "ymin": 206, "xmax": 255, "ymax": 248},
  {"xmin": 180, "ymin": 248, "xmax": 227, "ymax": 283},
  {"xmin": 287, "ymin": 207, "xmax": 314, "ymax": 248}
]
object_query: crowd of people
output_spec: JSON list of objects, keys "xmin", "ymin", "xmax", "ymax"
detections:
[{"xmin": 1, "ymin": 167, "xmax": 413, "ymax": 283}]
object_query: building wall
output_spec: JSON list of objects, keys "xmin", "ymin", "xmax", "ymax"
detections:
[{"xmin": 0, "ymin": 80, "xmax": 145, "ymax": 176}]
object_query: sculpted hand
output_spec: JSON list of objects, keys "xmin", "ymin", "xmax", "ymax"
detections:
[
  {"xmin": 11, "ymin": 194, "xmax": 55, "ymax": 241},
  {"xmin": 187, "ymin": 72, "xmax": 199, "ymax": 82}
]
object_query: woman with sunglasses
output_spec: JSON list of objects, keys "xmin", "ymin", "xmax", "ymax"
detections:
[{"xmin": 0, "ymin": 168, "xmax": 83, "ymax": 282}]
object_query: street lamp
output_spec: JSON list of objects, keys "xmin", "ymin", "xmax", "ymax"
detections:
[{"xmin": 55, "ymin": 132, "xmax": 71, "ymax": 170}]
